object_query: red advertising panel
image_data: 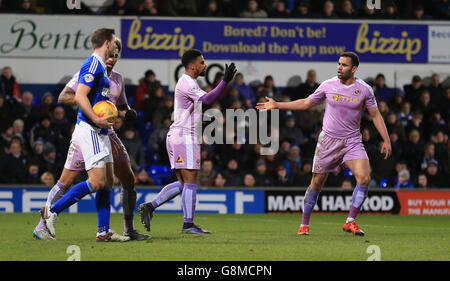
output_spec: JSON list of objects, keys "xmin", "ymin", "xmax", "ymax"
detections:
[{"xmin": 396, "ymin": 191, "xmax": 450, "ymax": 215}]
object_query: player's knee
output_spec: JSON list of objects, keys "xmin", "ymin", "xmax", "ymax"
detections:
[
  {"xmin": 356, "ymin": 174, "xmax": 371, "ymax": 187},
  {"xmin": 89, "ymin": 178, "xmax": 105, "ymax": 191}
]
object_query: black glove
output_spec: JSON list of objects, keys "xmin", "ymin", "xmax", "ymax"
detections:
[
  {"xmin": 223, "ymin": 62, "xmax": 237, "ymax": 83},
  {"xmin": 125, "ymin": 108, "xmax": 137, "ymax": 123}
]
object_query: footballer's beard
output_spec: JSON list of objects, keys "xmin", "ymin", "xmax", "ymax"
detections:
[{"xmin": 198, "ymin": 68, "xmax": 206, "ymax": 77}]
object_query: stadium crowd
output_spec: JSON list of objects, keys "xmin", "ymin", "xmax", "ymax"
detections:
[
  {"xmin": 0, "ymin": 0, "xmax": 449, "ymax": 20},
  {"xmin": 1, "ymin": 63, "xmax": 449, "ymax": 189}
]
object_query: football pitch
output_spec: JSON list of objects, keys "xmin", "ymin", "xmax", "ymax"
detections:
[{"xmin": 1, "ymin": 213, "xmax": 449, "ymax": 261}]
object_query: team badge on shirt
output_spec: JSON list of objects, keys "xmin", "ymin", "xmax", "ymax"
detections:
[
  {"xmin": 354, "ymin": 89, "xmax": 360, "ymax": 95},
  {"xmin": 84, "ymin": 73, "xmax": 94, "ymax": 83},
  {"xmin": 176, "ymin": 156, "xmax": 184, "ymax": 163}
]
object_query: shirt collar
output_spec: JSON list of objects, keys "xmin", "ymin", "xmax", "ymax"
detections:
[{"xmin": 92, "ymin": 53, "xmax": 107, "ymax": 70}]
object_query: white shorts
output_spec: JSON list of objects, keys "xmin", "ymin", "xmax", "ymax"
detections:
[{"xmin": 64, "ymin": 121, "xmax": 113, "ymax": 171}]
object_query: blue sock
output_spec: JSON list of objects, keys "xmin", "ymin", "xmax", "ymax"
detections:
[
  {"xmin": 50, "ymin": 180, "xmax": 93, "ymax": 214},
  {"xmin": 96, "ymin": 187, "xmax": 111, "ymax": 233}
]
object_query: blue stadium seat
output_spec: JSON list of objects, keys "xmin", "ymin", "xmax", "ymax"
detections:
[
  {"xmin": 148, "ymin": 165, "xmax": 172, "ymax": 186},
  {"xmin": 379, "ymin": 178, "xmax": 388, "ymax": 188}
]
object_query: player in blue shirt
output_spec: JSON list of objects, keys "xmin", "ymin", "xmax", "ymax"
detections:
[{"xmin": 40, "ymin": 28, "xmax": 120, "ymax": 241}]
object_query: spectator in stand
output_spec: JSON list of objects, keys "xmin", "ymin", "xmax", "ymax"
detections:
[
  {"xmin": 231, "ymin": 73, "xmax": 256, "ymax": 107},
  {"xmin": 0, "ymin": 139, "xmax": 29, "ymax": 183},
  {"xmin": 102, "ymin": 0, "xmax": 136, "ymax": 15},
  {"xmin": 397, "ymin": 101, "xmax": 412, "ymax": 127},
  {"xmin": 221, "ymin": 0, "xmax": 241, "ymax": 17},
  {"xmin": 415, "ymin": 90, "xmax": 436, "ymax": 121},
  {"xmin": 121, "ymin": 126, "xmax": 146, "ymax": 172},
  {"xmin": 149, "ymin": 116, "xmax": 171, "ymax": 163},
  {"xmin": 416, "ymin": 172, "xmax": 428, "ymax": 189},
  {"xmin": 162, "ymin": 0, "xmax": 198, "ymax": 16},
  {"xmin": 253, "ymin": 159, "xmax": 273, "ymax": 186},
  {"xmin": 203, "ymin": 0, "xmax": 223, "ymax": 17},
  {"xmin": 222, "ymin": 159, "xmax": 243, "ymax": 186},
  {"xmin": 138, "ymin": 0, "xmax": 158, "ymax": 16},
  {"xmin": 280, "ymin": 115, "xmax": 307, "ymax": 146},
  {"xmin": 428, "ymin": 73, "xmax": 444, "ymax": 106},
  {"xmin": 431, "ymin": 0, "xmax": 450, "ymax": 20},
  {"xmin": 16, "ymin": 91, "xmax": 40, "ymax": 132},
  {"xmin": 0, "ymin": 94, "xmax": 11, "ymax": 128},
  {"xmin": 26, "ymin": 162, "xmax": 41, "ymax": 184},
  {"xmin": 152, "ymin": 95, "xmax": 173, "ymax": 126},
  {"xmin": 15, "ymin": 0, "xmax": 36, "ymax": 13},
  {"xmin": 41, "ymin": 142, "xmax": 63, "ymax": 178},
  {"xmin": 295, "ymin": 69, "xmax": 319, "ymax": 100},
  {"xmin": 284, "ymin": 144, "xmax": 302, "ymax": 178},
  {"xmin": 438, "ymin": 87, "xmax": 450, "ymax": 122},
  {"xmin": 386, "ymin": 111, "xmax": 407, "ymax": 142},
  {"xmin": 403, "ymin": 129, "xmax": 424, "ymax": 175},
  {"xmin": 431, "ymin": 130, "xmax": 448, "ymax": 160},
  {"xmin": 405, "ymin": 111, "xmax": 424, "ymax": 138},
  {"xmin": 136, "ymin": 69, "xmax": 160, "ymax": 110},
  {"xmin": 388, "ymin": 92, "xmax": 405, "ymax": 114},
  {"xmin": 374, "ymin": 73, "xmax": 396, "ymax": 103},
  {"xmin": 293, "ymin": 158, "xmax": 312, "ymax": 187},
  {"xmin": 29, "ymin": 114, "xmax": 63, "ymax": 153},
  {"xmin": 291, "ymin": 0, "xmax": 313, "ymax": 18},
  {"xmin": 380, "ymin": 1, "xmax": 399, "ymax": 19},
  {"xmin": 143, "ymin": 82, "xmax": 165, "ymax": 123},
  {"xmin": 341, "ymin": 178, "xmax": 353, "ymax": 190},
  {"xmin": 240, "ymin": 0, "xmax": 268, "ymax": 18},
  {"xmin": 337, "ymin": 0, "xmax": 357, "ymax": 19},
  {"xmin": 262, "ymin": 75, "xmax": 280, "ymax": 98},
  {"xmin": 0, "ymin": 66, "xmax": 21, "ymax": 101},
  {"xmin": 40, "ymin": 171, "xmax": 55, "ymax": 187},
  {"xmin": 320, "ymin": 0, "xmax": 338, "ymax": 19},
  {"xmin": 394, "ymin": 169, "xmax": 414, "ymax": 189},
  {"xmin": 420, "ymin": 142, "xmax": 439, "ymax": 171},
  {"xmin": 273, "ymin": 164, "xmax": 292, "ymax": 186},
  {"xmin": 197, "ymin": 159, "xmax": 217, "ymax": 187},
  {"xmin": 38, "ymin": 92, "xmax": 55, "ymax": 117},
  {"xmin": 425, "ymin": 159, "xmax": 445, "ymax": 188},
  {"xmin": 410, "ymin": 5, "xmax": 432, "ymax": 20},
  {"xmin": 213, "ymin": 172, "xmax": 227, "ymax": 187},
  {"xmin": 136, "ymin": 169, "xmax": 153, "ymax": 185},
  {"xmin": 270, "ymin": 0, "xmax": 290, "ymax": 18},
  {"xmin": 388, "ymin": 159, "xmax": 408, "ymax": 186},
  {"xmin": 357, "ymin": 1, "xmax": 379, "ymax": 19},
  {"xmin": 403, "ymin": 75, "xmax": 425, "ymax": 107},
  {"xmin": 377, "ymin": 100, "xmax": 390, "ymax": 120},
  {"xmin": 0, "ymin": 0, "xmax": 12, "ymax": 13},
  {"xmin": 362, "ymin": 127, "xmax": 378, "ymax": 160},
  {"xmin": 243, "ymin": 173, "xmax": 256, "ymax": 187},
  {"xmin": 12, "ymin": 119, "xmax": 26, "ymax": 149},
  {"xmin": 51, "ymin": 105, "xmax": 71, "ymax": 140}
]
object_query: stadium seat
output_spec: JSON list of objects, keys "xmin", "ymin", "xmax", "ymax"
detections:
[{"xmin": 148, "ymin": 165, "xmax": 172, "ymax": 186}]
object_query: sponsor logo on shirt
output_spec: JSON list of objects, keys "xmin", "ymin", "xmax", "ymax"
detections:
[
  {"xmin": 332, "ymin": 94, "xmax": 361, "ymax": 104},
  {"xmin": 176, "ymin": 155, "xmax": 184, "ymax": 163}
]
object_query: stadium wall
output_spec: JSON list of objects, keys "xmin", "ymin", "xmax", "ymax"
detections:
[
  {"xmin": 1, "ymin": 186, "xmax": 449, "ymax": 216},
  {"xmin": 1, "ymin": 15, "xmax": 449, "ymax": 99}
]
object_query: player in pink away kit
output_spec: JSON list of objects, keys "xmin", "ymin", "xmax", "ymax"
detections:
[
  {"xmin": 257, "ymin": 52, "xmax": 392, "ymax": 236},
  {"xmin": 138, "ymin": 49, "xmax": 237, "ymax": 234},
  {"xmin": 33, "ymin": 38, "xmax": 150, "ymax": 241}
]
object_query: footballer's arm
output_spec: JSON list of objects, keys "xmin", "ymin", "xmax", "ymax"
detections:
[
  {"xmin": 256, "ymin": 96, "xmax": 317, "ymax": 111},
  {"xmin": 58, "ymin": 86, "xmax": 76, "ymax": 105},
  {"xmin": 74, "ymin": 84, "xmax": 112, "ymax": 128}
]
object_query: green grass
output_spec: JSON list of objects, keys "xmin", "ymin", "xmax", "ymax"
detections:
[{"xmin": 0, "ymin": 213, "xmax": 449, "ymax": 261}]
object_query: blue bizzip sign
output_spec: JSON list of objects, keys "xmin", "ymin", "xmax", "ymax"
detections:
[
  {"xmin": 121, "ymin": 18, "xmax": 428, "ymax": 63},
  {"xmin": 0, "ymin": 187, "xmax": 265, "ymax": 214}
]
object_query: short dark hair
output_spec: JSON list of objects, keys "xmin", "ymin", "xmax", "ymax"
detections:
[
  {"xmin": 91, "ymin": 28, "xmax": 115, "ymax": 49},
  {"xmin": 181, "ymin": 49, "xmax": 202, "ymax": 68},
  {"xmin": 340, "ymin": 51, "xmax": 359, "ymax": 67}
]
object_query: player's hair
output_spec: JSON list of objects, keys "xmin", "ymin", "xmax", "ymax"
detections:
[
  {"xmin": 340, "ymin": 51, "xmax": 359, "ymax": 67},
  {"xmin": 181, "ymin": 49, "xmax": 202, "ymax": 68},
  {"xmin": 91, "ymin": 28, "xmax": 115, "ymax": 49},
  {"xmin": 114, "ymin": 37, "xmax": 122, "ymax": 53}
]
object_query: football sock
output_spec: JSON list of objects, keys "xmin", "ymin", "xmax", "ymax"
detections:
[
  {"xmin": 121, "ymin": 186, "xmax": 136, "ymax": 234},
  {"xmin": 181, "ymin": 183, "xmax": 197, "ymax": 224},
  {"xmin": 301, "ymin": 186, "xmax": 320, "ymax": 226},
  {"xmin": 151, "ymin": 181, "xmax": 183, "ymax": 209},
  {"xmin": 96, "ymin": 187, "xmax": 111, "ymax": 234},
  {"xmin": 36, "ymin": 181, "xmax": 68, "ymax": 231},
  {"xmin": 347, "ymin": 184, "xmax": 368, "ymax": 221},
  {"xmin": 50, "ymin": 180, "xmax": 93, "ymax": 214}
]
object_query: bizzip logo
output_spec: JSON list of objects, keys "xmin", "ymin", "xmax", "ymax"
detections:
[{"xmin": 66, "ymin": 0, "xmax": 81, "ymax": 10}]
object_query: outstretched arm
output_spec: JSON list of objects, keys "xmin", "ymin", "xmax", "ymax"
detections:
[
  {"xmin": 368, "ymin": 106, "xmax": 391, "ymax": 160},
  {"xmin": 199, "ymin": 63, "xmax": 237, "ymax": 105},
  {"xmin": 256, "ymin": 96, "xmax": 317, "ymax": 111}
]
